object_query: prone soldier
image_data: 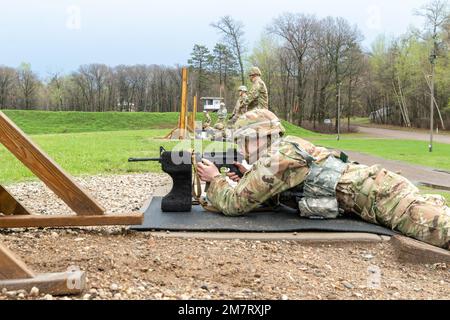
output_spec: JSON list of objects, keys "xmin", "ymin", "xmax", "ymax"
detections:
[{"xmin": 197, "ymin": 109, "xmax": 450, "ymax": 250}]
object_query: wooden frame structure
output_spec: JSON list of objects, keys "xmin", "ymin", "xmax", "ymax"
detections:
[
  {"xmin": 165, "ymin": 67, "xmax": 198, "ymax": 140},
  {"xmin": 0, "ymin": 111, "xmax": 143, "ymax": 228},
  {"xmin": 0, "ymin": 111, "xmax": 145, "ymax": 295},
  {"xmin": 187, "ymin": 95, "xmax": 198, "ymax": 134},
  {"xmin": 0, "ymin": 242, "xmax": 85, "ymax": 295}
]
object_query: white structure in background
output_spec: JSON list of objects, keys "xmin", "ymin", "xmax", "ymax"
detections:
[
  {"xmin": 117, "ymin": 102, "xmax": 137, "ymax": 112},
  {"xmin": 201, "ymin": 97, "xmax": 224, "ymax": 111}
]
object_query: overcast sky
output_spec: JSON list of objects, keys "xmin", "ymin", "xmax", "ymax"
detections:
[{"xmin": 0, "ymin": 0, "xmax": 429, "ymax": 76}]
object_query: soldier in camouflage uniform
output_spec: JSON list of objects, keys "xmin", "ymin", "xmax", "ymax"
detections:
[
  {"xmin": 245, "ymin": 67, "xmax": 269, "ymax": 111},
  {"xmin": 202, "ymin": 111, "xmax": 212, "ymax": 131},
  {"xmin": 206, "ymin": 103, "xmax": 227, "ymax": 141},
  {"xmin": 214, "ymin": 103, "xmax": 228, "ymax": 130},
  {"xmin": 197, "ymin": 109, "xmax": 450, "ymax": 250},
  {"xmin": 229, "ymin": 86, "xmax": 248, "ymax": 125}
]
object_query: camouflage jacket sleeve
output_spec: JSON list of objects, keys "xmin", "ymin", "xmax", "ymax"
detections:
[
  {"xmin": 207, "ymin": 152, "xmax": 310, "ymax": 216},
  {"xmin": 232, "ymin": 99, "xmax": 241, "ymax": 115},
  {"xmin": 244, "ymin": 81, "xmax": 261, "ymax": 107}
]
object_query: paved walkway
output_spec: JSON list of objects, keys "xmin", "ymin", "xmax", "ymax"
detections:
[
  {"xmin": 357, "ymin": 126, "xmax": 450, "ymax": 144},
  {"xmin": 346, "ymin": 151, "xmax": 450, "ymax": 190}
]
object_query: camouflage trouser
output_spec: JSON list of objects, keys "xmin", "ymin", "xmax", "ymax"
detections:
[{"xmin": 336, "ymin": 163, "xmax": 450, "ymax": 250}]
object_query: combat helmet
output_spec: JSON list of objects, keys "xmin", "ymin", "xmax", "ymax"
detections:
[
  {"xmin": 238, "ymin": 85, "xmax": 248, "ymax": 92},
  {"xmin": 248, "ymin": 67, "xmax": 262, "ymax": 77},
  {"xmin": 233, "ymin": 109, "xmax": 285, "ymax": 139}
]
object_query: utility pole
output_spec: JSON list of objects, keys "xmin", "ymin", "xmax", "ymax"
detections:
[
  {"xmin": 429, "ymin": 40, "xmax": 437, "ymax": 153},
  {"xmin": 414, "ymin": 0, "xmax": 450, "ymax": 152},
  {"xmin": 337, "ymin": 82, "xmax": 342, "ymax": 141}
]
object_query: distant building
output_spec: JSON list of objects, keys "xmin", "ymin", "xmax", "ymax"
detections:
[
  {"xmin": 118, "ymin": 101, "xmax": 137, "ymax": 112},
  {"xmin": 201, "ymin": 97, "xmax": 224, "ymax": 112}
]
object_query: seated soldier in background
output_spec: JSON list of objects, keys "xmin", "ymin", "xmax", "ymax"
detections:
[
  {"xmin": 245, "ymin": 67, "xmax": 269, "ymax": 111},
  {"xmin": 202, "ymin": 110, "xmax": 212, "ymax": 131},
  {"xmin": 197, "ymin": 109, "xmax": 450, "ymax": 250},
  {"xmin": 229, "ymin": 86, "xmax": 248, "ymax": 125},
  {"xmin": 207, "ymin": 103, "xmax": 228, "ymax": 141},
  {"xmin": 214, "ymin": 103, "xmax": 228, "ymax": 131}
]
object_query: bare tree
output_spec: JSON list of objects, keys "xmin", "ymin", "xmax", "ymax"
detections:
[
  {"xmin": 269, "ymin": 13, "xmax": 318, "ymax": 124},
  {"xmin": 47, "ymin": 72, "xmax": 66, "ymax": 111},
  {"xmin": 0, "ymin": 66, "xmax": 17, "ymax": 108},
  {"xmin": 320, "ymin": 17, "xmax": 363, "ymax": 130},
  {"xmin": 211, "ymin": 16, "xmax": 247, "ymax": 85},
  {"xmin": 17, "ymin": 63, "xmax": 39, "ymax": 109}
]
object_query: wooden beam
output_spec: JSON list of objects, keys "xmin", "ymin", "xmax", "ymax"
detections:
[
  {"xmin": 0, "ymin": 243, "xmax": 34, "ymax": 280},
  {"xmin": 0, "ymin": 243, "xmax": 85, "ymax": 295},
  {"xmin": 191, "ymin": 95, "xmax": 197, "ymax": 132},
  {"xmin": 0, "ymin": 112, "xmax": 105, "ymax": 216},
  {"xmin": 0, "ymin": 185, "xmax": 31, "ymax": 216},
  {"xmin": 179, "ymin": 67, "xmax": 188, "ymax": 139},
  {"xmin": 0, "ymin": 271, "xmax": 86, "ymax": 296},
  {"xmin": 0, "ymin": 213, "xmax": 143, "ymax": 228},
  {"xmin": 391, "ymin": 235, "xmax": 450, "ymax": 264}
]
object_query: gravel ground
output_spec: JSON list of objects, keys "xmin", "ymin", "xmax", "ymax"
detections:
[{"xmin": 0, "ymin": 173, "xmax": 449, "ymax": 300}]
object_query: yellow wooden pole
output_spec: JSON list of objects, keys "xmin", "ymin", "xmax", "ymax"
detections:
[
  {"xmin": 179, "ymin": 67, "xmax": 188, "ymax": 139},
  {"xmin": 191, "ymin": 95, "xmax": 197, "ymax": 131}
]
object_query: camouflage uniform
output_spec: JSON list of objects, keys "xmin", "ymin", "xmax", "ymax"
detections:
[
  {"xmin": 214, "ymin": 103, "xmax": 228, "ymax": 130},
  {"xmin": 207, "ymin": 110, "xmax": 450, "ymax": 249},
  {"xmin": 203, "ymin": 112, "xmax": 212, "ymax": 130},
  {"xmin": 245, "ymin": 67, "xmax": 268, "ymax": 111},
  {"xmin": 230, "ymin": 96, "xmax": 247, "ymax": 124}
]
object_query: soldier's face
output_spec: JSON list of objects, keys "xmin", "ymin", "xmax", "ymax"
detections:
[{"xmin": 241, "ymin": 136, "xmax": 268, "ymax": 164}]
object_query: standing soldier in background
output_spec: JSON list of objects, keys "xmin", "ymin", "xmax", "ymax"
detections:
[
  {"xmin": 245, "ymin": 67, "xmax": 269, "ymax": 111},
  {"xmin": 229, "ymin": 86, "xmax": 248, "ymax": 125}
]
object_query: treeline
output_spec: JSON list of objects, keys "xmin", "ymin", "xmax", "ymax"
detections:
[
  {"xmin": 187, "ymin": 14, "xmax": 366, "ymax": 131},
  {"xmin": 0, "ymin": 63, "xmax": 183, "ymax": 112},
  {"xmin": 188, "ymin": 2, "xmax": 450, "ymax": 130},
  {"xmin": 250, "ymin": 14, "xmax": 366, "ymax": 130},
  {"xmin": 1, "ymin": 1, "xmax": 449, "ymax": 131}
]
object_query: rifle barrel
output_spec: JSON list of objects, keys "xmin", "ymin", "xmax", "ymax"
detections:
[{"xmin": 128, "ymin": 158, "xmax": 161, "ymax": 163}]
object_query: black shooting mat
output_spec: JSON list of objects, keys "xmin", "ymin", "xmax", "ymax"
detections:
[{"xmin": 132, "ymin": 197, "xmax": 396, "ymax": 236}]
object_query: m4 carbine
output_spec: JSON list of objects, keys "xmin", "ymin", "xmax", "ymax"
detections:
[{"xmin": 129, "ymin": 147, "xmax": 244, "ymax": 212}]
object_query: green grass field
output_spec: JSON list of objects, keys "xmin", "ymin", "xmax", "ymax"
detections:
[
  {"xmin": 3, "ymin": 110, "xmax": 180, "ymax": 134},
  {"xmin": 311, "ymin": 138, "xmax": 450, "ymax": 171},
  {"xmin": 2, "ymin": 110, "xmax": 317, "ymax": 137},
  {"xmin": 349, "ymin": 117, "xmax": 371, "ymax": 126},
  {"xmin": 0, "ymin": 110, "xmax": 316, "ymax": 183},
  {"xmin": 1, "ymin": 110, "xmax": 449, "ymax": 193},
  {"xmin": 0, "ymin": 129, "xmax": 236, "ymax": 183}
]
